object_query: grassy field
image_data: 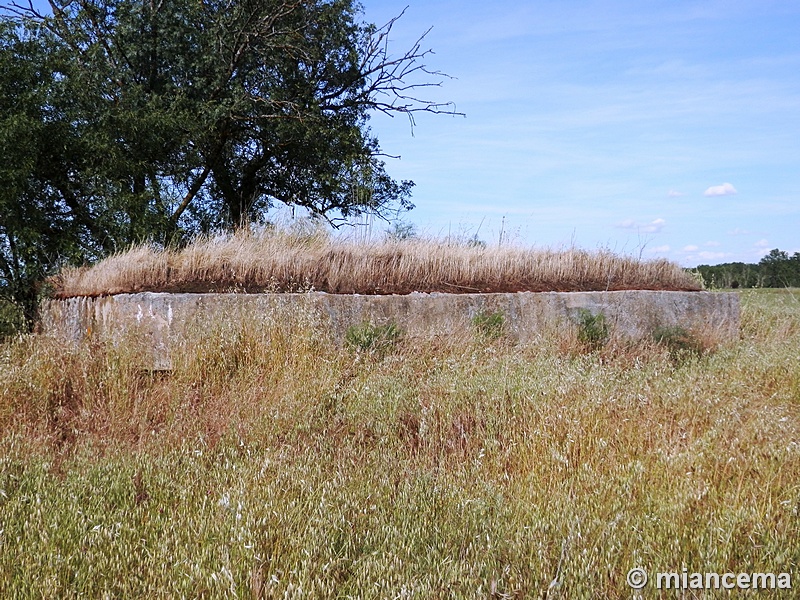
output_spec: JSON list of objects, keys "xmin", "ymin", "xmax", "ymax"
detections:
[
  {"xmin": 0, "ymin": 289, "xmax": 798, "ymax": 598},
  {"xmin": 52, "ymin": 227, "xmax": 700, "ymax": 297}
]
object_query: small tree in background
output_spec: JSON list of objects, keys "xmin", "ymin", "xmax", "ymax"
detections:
[
  {"xmin": 760, "ymin": 249, "xmax": 800, "ymax": 288},
  {"xmin": 385, "ymin": 221, "xmax": 418, "ymax": 241}
]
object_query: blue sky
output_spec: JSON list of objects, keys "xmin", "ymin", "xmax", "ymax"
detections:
[{"xmin": 359, "ymin": 0, "xmax": 800, "ymax": 265}]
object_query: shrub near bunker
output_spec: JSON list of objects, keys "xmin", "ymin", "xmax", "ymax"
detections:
[
  {"xmin": 471, "ymin": 310, "xmax": 505, "ymax": 341},
  {"xmin": 345, "ymin": 322, "xmax": 402, "ymax": 355},
  {"xmin": 576, "ymin": 309, "xmax": 609, "ymax": 352},
  {"xmin": 652, "ymin": 324, "xmax": 705, "ymax": 362}
]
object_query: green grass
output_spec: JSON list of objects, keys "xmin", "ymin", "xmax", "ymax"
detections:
[
  {"xmin": 471, "ymin": 310, "xmax": 506, "ymax": 341},
  {"xmin": 574, "ymin": 309, "xmax": 609, "ymax": 352},
  {"xmin": 345, "ymin": 321, "xmax": 403, "ymax": 355},
  {"xmin": 0, "ymin": 290, "xmax": 799, "ymax": 598}
]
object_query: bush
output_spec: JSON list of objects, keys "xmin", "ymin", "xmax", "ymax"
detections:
[
  {"xmin": 345, "ymin": 322, "xmax": 402, "ymax": 355},
  {"xmin": 653, "ymin": 325, "xmax": 704, "ymax": 362},
  {"xmin": 471, "ymin": 310, "xmax": 505, "ymax": 340},
  {"xmin": 576, "ymin": 309, "xmax": 609, "ymax": 352}
]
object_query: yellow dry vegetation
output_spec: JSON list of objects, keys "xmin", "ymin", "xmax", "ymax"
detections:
[
  {"xmin": 0, "ymin": 290, "xmax": 797, "ymax": 597},
  {"xmin": 53, "ymin": 227, "xmax": 701, "ymax": 297}
]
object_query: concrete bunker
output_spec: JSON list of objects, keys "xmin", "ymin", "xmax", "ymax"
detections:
[{"xmin": 41, "ymin": 290, "xmax": 740, "ymax": 370}]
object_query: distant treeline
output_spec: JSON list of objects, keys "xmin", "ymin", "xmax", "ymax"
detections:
[{"xmin": 695, "ymin": 249, "xmax": 800, "ymax": 289}]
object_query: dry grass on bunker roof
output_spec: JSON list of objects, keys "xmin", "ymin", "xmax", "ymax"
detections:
[{"xmin": 52, "ymin": 226, "xmax": 701, "ymax": 298}]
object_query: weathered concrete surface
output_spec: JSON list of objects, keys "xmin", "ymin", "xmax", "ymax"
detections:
[{"xmin": 41, "ymin": 291, "xmax": 740, "ymax": 369}]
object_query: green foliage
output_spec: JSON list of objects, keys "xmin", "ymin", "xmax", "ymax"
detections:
[
  {"xmin": 759, "ymin": 249, "xmax": 800, "ymax": 287},
  {"xmin": 345, "ymin": 321, "xmax": 402, "ymax": 354},
  {"xmin": 471, "ymin": 310, "xmax": 505, "ymax": 340},
  {"xmin": 653, "ymin": 325, "xmax": 704, "ymax": 362},
  {"xmin": 0, "ymin": 298, "xmax": 24, "ymax": 340},
  {"xmin": 385, "ymin": 221, "xmax": 418, "ymax": 241},
  {"xmin": 695, "ymin": 248, "xmax": 800, "ymax": 289},
  {"xmin": 576, "ymin": 309, "xmax": 609, "ymax": 351},
  {"xmin": 0, "ymin": 1, "xmax": 456, "ymax": 319}
]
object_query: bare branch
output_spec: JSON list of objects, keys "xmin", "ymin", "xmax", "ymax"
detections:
[
  {"xmin": 315, "ymin": 8, "xmax": 463, "ymax": 132},
  {"xmin": 2, "ymin": 1, "xmax": 44, "ymax": 20}
]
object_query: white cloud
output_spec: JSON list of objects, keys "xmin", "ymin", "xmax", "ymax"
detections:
[
  {"xmin": 648, "ymin": 245, "xmax": 671, "ymax": 253},
  {"xmin": 617, "ymin": 218, "xmax": 666, "ymax": 233},
  {"xmin": 728, "ymin": 228, "xmax": 750, "ymax": 236},
  {"xmin": 683, "ymin": 245, "xmax": 699, "ymax": 251},
  {"xmin": 667, "ymin": 189, "xmax": 685, "ymax": 197},
  {"xmin": 704, "ymin": 182, "xmax": 738, "ymax": 197},
  {"xmin": 754, "ymin": 239, "xmax": 770, "ymax": 248},
  {"xmin": 704, "ymin": 241, "xmax": 721, "ymax": 247}
]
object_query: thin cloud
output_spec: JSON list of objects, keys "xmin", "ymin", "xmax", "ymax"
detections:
[
  {"xmin": 683, "ymin": 245, "xmax": 699, "ymax": 251},
  {"xmin": 641, "ymin": 218, "xmax": 666, "ymax": 233},
  {"xmin": 754, "ymin": 239, "xmax": 770, "ymax": 248},
  {"xmin": 617, "ymin": 218, "xmax": 666, "ymax": 233},
  {"xmin": 667, "ymin": 189, "xmax": 685, "ymax": 197},
  {"xmin": 705, "ymin": 241, "xmax": 721, "ymax": 247},
  {"xmin": 704, "ymin": 182, "xmax": 737, "ymax": 197},
  {"xmin": 648, "ymin": 244, "xmax": 670, "ymax": 253}
]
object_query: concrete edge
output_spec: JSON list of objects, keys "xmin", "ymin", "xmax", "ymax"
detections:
[{"xmin": 40, "ymin": 290, "xmax": 740, "ymax": 369}]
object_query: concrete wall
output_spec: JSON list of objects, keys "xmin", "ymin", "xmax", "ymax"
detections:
[{"xmin": 41, "ymin": 291, "xmax": 740, "ymax": 369}]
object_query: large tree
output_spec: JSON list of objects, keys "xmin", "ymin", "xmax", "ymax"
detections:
[
  {"xmin": 0, "ymin": 17, "xmax": 89, "ymax": 322},
  {"xmin": 0, "ymin": 0, "xmax": 458, "ymax": 324}
]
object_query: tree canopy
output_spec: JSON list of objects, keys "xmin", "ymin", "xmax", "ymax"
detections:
[
  {"xmin": 0, "ymin": 0, "xmax": 459, "ymax": 325},
  {"xmin": 695, "ymin": 249, "xmax": 800, "ymax": 289}
]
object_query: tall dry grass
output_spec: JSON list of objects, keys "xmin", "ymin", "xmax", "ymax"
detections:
[
  {"xmin": 52, "ymin": 227, "xmax": 701, "ymax": 298},
  {"xmin": 0, "ymin": 290, "xmax": 798, "ymax": 597}
]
